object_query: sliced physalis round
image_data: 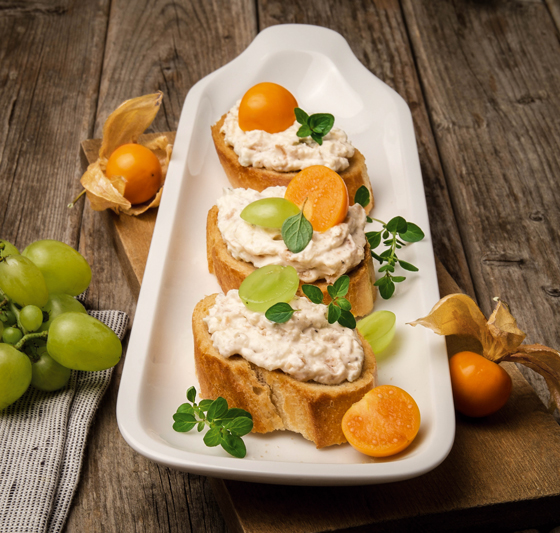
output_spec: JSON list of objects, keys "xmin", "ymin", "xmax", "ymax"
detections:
[
  {"xmin": 238, "ymin": 82, "xmax": 298, "ymax": 134},
  {"xmin": 342, "ymin": 385, "xmax": 421, "ymax": 457},
  {"xmin": 238, "ymin": 265, "xmax": 299, "ymax": 313},
  {"xmin": 285, "ymin": 165, "xmax": 349, "ymax": 232},
  {"xmin": 106, "ymin": 143, "xmax": 163, "ymax": 205}
]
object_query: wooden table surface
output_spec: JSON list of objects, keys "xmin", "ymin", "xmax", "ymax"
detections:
[{"xmin": 2, "ymin": 1, "xmax": 560, "ymax": 532}]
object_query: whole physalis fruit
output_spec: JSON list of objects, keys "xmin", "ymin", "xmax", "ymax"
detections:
[
  {"xmin": 238, "ymin": 82, "xmax": 298, "ymax": 134},
  {"xmin": 342, "ymin": 385, "xmax": 421, "ymax": 457},
  {"xmin": 285, "ymin": 165, "xmax": 349, "ymax": 232},
  {"xmin": 106, "ymin": 143, "xmax": 162, "ymax": 205},
  {"xmin": 449, "ymin": 351, "xmax": 512, "ymax": 417}
]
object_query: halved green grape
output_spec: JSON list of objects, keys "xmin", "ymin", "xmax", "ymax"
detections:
[
  {"xmin": 22, "ymin": 239, "xmax": 92, "ymax": 296},
  {"xmin": 20, "ymin": 305, "xmax": 44, "ymax": 332},
  {"xmin": 0, "ymin": 255, "xmax": 49, "ymax": 308},
  {"xmin": 39, "ymin": 293, "xmax": 87, "ymax": 332},
  {"xmin": 2, "ymin": 326, "xmax": 23, "ymax": 345},
  {"xmin": 0, "ymin": 239, "xmax": 19, "ymax": 258},
  {"xmin": 241, "ymin": 198, "xmax": 300, "ymax": 229},
  {"xmin": 47, "ymin": 312, "xmax": 122, "ymax": 371},
  {"xmin": 31, "ymin": 351, "xmax": 71, "ymax": 392},
  {"xmin": 357, "ymin": 310, "xmax": 396, "ymax": 354},
  {"xmin": 0, "ymin": 344, "xmax": 32, "ymax": 410},
  {"xmin": 239, "ymin": 265, "xmax": 300, "ymax": 313}
]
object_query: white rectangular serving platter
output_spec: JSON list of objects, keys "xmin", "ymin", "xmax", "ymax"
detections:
[{"xmin": 116, "ymin": 24, "xmax": 455, "ymax": 486}]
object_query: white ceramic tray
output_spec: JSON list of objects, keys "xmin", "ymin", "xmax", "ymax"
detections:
[{"xmin": 116, "ymin": 24, "xmax": 455, "ymax": 486}]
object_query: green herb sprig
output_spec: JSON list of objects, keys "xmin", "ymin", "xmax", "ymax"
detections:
[
  {"xmin": 173, "ymin": 386, "xmax": 253, "ymax": 458},
  {"xmin": 366, "ymin": 217, "xmax": 424, "ymax": 300},
  {"xmin": 281, "ymin": 198, "xmax": 313, "ymax": 253},
  {"xmin": 265, "ymin": 275, "xmax": 356, "ymax": 329},
  {"xmin": 295, "ymin": 108, "xmax": 334, "ymax": 146}
]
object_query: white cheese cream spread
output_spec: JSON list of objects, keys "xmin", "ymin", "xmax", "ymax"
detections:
[
  {"xmin": 216, "ymin": 186, "xmax": 367, "ymax": 283},
  {"xmin": 220, "ymin": 101, "xmax": 355, "ymax": 172},
  {"xmin": 204, "ymin": 290, "xmax": 365, "ymax": 385}
]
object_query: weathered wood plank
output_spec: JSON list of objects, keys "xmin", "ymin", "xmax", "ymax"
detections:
[
  {"xmin": 401, "ymin": 0, "xmax": 560, "ymax": 410},
  {"xmin": 257, "ymin": 0, "xmax": 475, "ymax": 298},
  {"xmin": 65, "ymin": 1, "xmax": 258, "ymax": 531}
]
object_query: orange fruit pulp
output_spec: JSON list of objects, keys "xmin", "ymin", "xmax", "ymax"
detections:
[
  {"xmin": 284, "ymin": 165, "xmax": 349, "ymax": 232},
  {"xmin": 341, "ymin": 385, "xmax": 421, "ymax": 457},
  {"xmin": 105, "ymin": 143, "xmax": 162, "ymax": 205},
  {"xmin": 238, "ymin": 82, "xmax": 298, "ymax": 134}
]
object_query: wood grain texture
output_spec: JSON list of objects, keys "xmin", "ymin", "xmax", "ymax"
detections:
[
  {"xmin": 257, "ymin": 0, "xmax": 476, "ymax": 298},
  {"xmin": 64, "ymin": 1, "xmax": 257, "ymax": 531},
  {"xmin": 401, "ymin": 0, "xmax": 560, "ymax": 412}
]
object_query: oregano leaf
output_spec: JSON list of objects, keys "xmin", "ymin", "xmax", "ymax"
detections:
[
  {"xmin": 265, "ymin": 302, "xmax": 295, "ymax": 323},
  {"xmin": 302, "ymin": 284, "xmax": 324, "ymax": 304},
  {"xmin": 354, "ymin": 186, "xmax": 370, "ymax": 209},
  {"xmin": 282, "ymin": 209, "xmax": 313, "ymax": 253}
]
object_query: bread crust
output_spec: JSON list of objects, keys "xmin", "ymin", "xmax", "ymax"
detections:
[
  {"xmin": 193, "ymin": 293, "xmax": 377, "ymax": 448},
  {"xmin": 206, "ymin": 206, "xmax": 376, "ymax": 318},
  {"xmin": 211, "ymin": 114, "xmax": 374, "ymax": 213}
]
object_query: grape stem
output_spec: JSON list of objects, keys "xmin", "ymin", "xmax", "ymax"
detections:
[
  {"xmin": 14, "ymin": 331, "xmax": 48, "ymax": 357},
  {"xmin": 8, "ymin": 301, "xmax": 27, "ymax": 335},
  {"xmin": 68, "ymin": 189, "xmax": 86, "ymax": 209}
]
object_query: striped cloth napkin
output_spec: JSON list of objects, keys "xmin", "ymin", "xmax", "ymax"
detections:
[{"xmin": 0, "ymin": 309, "xmax": 128, "ymax": 533}]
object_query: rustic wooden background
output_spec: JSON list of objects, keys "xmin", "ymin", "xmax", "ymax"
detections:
[{"xmin": 1, "ymin": 0, "xmax": 559, "ymax": 531}]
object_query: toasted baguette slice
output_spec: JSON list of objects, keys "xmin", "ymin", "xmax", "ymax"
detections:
[
  {"xmin": 211, "ymin": 114, "xmax": 374, "ymax": 213},
  {"xmin": 193, "ymin": 293, "xmax": 377, "ymax": 448},
  {"xmin": 206, "ymin": 205, "xmax": 376, "ymax": 318}
]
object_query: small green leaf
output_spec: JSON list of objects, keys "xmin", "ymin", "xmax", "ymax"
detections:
[
  {"xmin": 366, "ymin": 231, "xmax": 381, "ymax": 249},
  {"xmin": 399, "ymin": 260, "xmax": 419, "ymax": 272},
  {"xmin": 225, "ymin": 408, "xmax": 253, "ymax": 420},
  {"xmin": 379, "ymin": 281, "xmax": 396, "ymax": 299},
  {"xmin": 207, "ymin": 397, "xmax": 228, "ymax": 421},
  {"xmin": 310, "ymin": 132, "xmax": 323, "ymax": 145},
  {"xmin": 302, "ymin": 284, "xmax": 324, "ymax": 304},
  {"xmin": 203, "ymin": 427, "xmax": 222, "ymax": 447},
  {"xmin": 197, "ymin": 421, "xmax": 205, "ymax": 432},
  {"xmin": 327, "ymin": 284, "xmax": 338, "ymax": 300},
  {"xmin": 392, "ymin": 276, "xmax": 406, "ymax": 283},
  {"xmin": 294, "ymin": 107, "xmax": 309, "ymax": 124},
  {"xmin": 338, "ymin": 309, "xmax": 356, "ymax": 329},
  {"xmin": 337, "ymin": 298, "xmax": 352, "ymax": 311},
  {"xmin": 328, "ymin": 303, "xmax": 341, "ymax": 324},
  {"xmin": 332, "ymin": 275, "xmax": 350, "ymax": 297},
  {"xmin": 265, "ymin": 302, "xmax": 295, "ymax": 323},
  {"xmin": 399, "ymin": 222, "xmax": 425, "ymax": 243},
  {"xmin": 177, "ymin": 403, "xmax": 194, "ymax": 415},
  {"xmin": 282, "ymin": 210, "xmax": 313, "ymax": 253},
  {"xmin": 386, "ymin": 216, "xmax": 408, "ymax": 234},
  {"xmin": 366, "ymin": 216, "xmax": 373, "ymax": 223},
  {"xmin": 354, "ymin": 186, "xmax": 370, "ymax": 208},
  {"xmin": 224, "ymin": 417, "xmax": 254, "ymax": 437},
  {"xmin": 221, "ymin": 433, "xmax": 247, "ymax": 458},
  {"xmin": 186, "ymin": 386, "xmax": 196, "ymax": 403},
  {"xmin": 371, "ymin": 251, "xmax": 383, "ymax": 262},
  {"xmin": 374, "ymin": 276, "xmax": 389, "ymax": 287},
  {"xmin": 382, "ymin": 230, "xmax": 389, "ymax": 239},
  {"xmin": 198, "ymin": 399, "xmax": 213, "ymax": 411},
  {"xmin": 378, "ymin": 265, "xmax": 390, "ymax": 273},
  {"xmin": 308, "ymin": 113, "xmax": 334, "ymax": 135},
  {"xmin": 297, "ymin": 124, "xmax": 312, "ymax": 138},
  {"xmin": 172, "ymin": 413, "xmax": 197, "ymax": 433},
  {"xmin": 380, "ymin": 249, "xmax": 392, "ymax": 259}
]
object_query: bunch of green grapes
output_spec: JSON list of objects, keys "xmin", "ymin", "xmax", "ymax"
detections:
[{"xmin": 0, "ymin": 239, "xmax": 122, "ymax": 410}]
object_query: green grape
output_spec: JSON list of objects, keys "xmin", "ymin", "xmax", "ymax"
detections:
[
  {"xmin": 39, "ymin": 293, "xmax": 87, "ymax": 332},
  {"xmin": 20, "ymin": 305, "xmax": 44, "ymax": 332},
  {"xmin": 47, "ymin": 312, "xmax": 122, "ymax": 371},
  {"xmin": 2, "ymin": 327, "xmax": 23, "ymax": 345},
  {"xmin": 31, "ymin": 351, "xmax": 71, "ymax": 392},
  {"xmin": 0, "ymin": 255, "xmax": 49, "ymax": 308},
  {"xmin": 241, "ymin": 198, "xmax": 300, "ymax": 229},
  {"xmin": 0, "ymin": 344, "xmax": 32, "ymax": 410},
  {"xmin": 22, "ymin": 239, "xmax": 92, "ymax": 296},
  {"xmin": 0, "ymin": 239, "xmax": 20, "ymax": 258},
  {"xmin": 357, "ymin": 310, "xmax": 397, "ymax": 354},
  {"xmin": 239, "ymin": 265, "xmax": 300, "ymax": 313}
]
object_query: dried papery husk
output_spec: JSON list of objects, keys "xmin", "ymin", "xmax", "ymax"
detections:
[
  {"xmin": 79, "ymin": 92, "xmax": 173, "ymax": 215},
  {"xmin": 409, "ymin": 293, "xmax": 560, "ymax": 411}
]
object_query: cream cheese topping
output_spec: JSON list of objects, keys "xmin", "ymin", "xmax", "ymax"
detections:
[
  {"xmin": 216, "ymin": 186, "xmax": 367, "ymax": 283},
  {"xmin": 220, "ymin": 101, "xmax": 355, "ymax": 172},
  {"xmin": 204, "ymin": 290, "xmax": 364, "ymax": 385}
]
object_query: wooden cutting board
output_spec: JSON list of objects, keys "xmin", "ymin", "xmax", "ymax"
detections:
[{"xmin": 82, "ymin": 138, "xmax": 560, "ymax": 532}]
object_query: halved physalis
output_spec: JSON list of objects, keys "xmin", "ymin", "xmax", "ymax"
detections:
[
  {"xmin": 239, "ymin": 265, "xmax": 299, "ymax": 313},
  {"xmin": 342, "ymin": 385, "xmax": 421, "ymax": 457},
  {"xmin": 239, "ymin": 82, "xmax": 298, "ymax": 134},
  {"xmin": 285, "ymin": 165, "xmax": 349, "ymax": 232}
]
